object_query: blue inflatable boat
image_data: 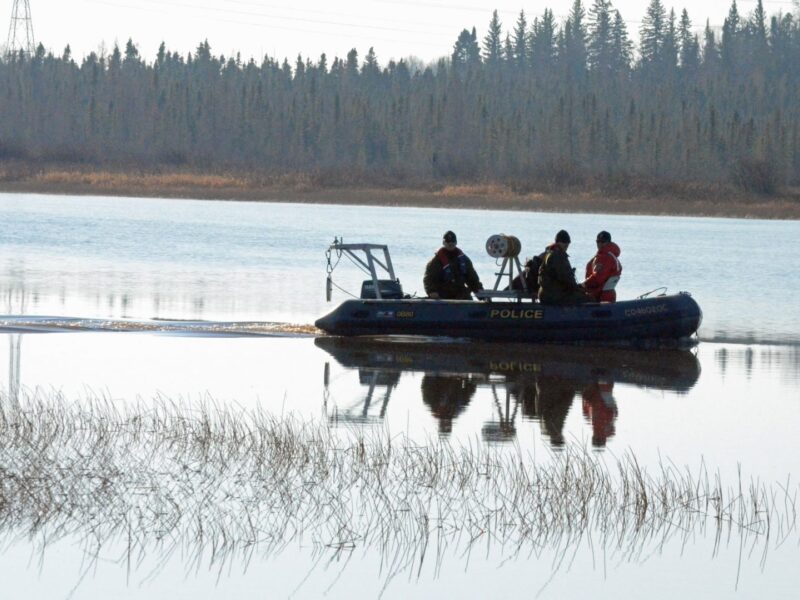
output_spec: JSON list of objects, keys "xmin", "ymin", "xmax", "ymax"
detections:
[{"xmin": 316, "ymin": 240, "xmax": 702, "ymax": 345}]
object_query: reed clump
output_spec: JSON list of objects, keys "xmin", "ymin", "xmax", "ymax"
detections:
[
  {"xmin": 437, "ymin": 183, "xmax": 515, "ymax": 198},
  {"xmin": 0, "ymin": 390, "xmax": 796, "ymax": 577}
]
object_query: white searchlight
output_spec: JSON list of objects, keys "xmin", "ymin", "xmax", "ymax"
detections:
[
  {"xmin": 485, "ymin": 234, "xmax": 522, "ymax": 259},
  {"xmin": 473, "ymin": 234, "xmax": 531, "ymax": 301}
]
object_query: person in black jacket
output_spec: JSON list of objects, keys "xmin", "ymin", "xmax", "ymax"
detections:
[
  {"xmin": 538, "ymin": 230, "xmax": 592, "ymax": 306},
  {"xmin": 423, "ymin": 231, "xmax": 483, "ymax": 300}
]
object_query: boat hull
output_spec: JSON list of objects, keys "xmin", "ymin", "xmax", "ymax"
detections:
[{"xmin": 315, "ymin": 293, "xmax": 702, "ymax": 344}]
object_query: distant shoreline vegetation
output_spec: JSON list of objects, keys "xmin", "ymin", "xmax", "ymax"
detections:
[
  {"xmin": 1, "ymin": 0, "xmax": 799, "ymax": 201},
  {"xmin": 3, "ymin": 166, "xmax": 799, "ymax": 219}
]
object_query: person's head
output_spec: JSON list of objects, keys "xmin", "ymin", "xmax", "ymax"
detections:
[
  {"xmin": 596, "ymin": 230, "xmax": 611, "ymax": 247},
  {"xmin": 555, "ymin": 229, "xmax": 571, "ymax": 250},
  {"xmin": 442, "ymin": 230, "xmax": 458, "ymax": 250}
]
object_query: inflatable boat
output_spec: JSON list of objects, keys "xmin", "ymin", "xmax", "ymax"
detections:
[{"xmin": 315, "ymin": 239, "xmax": 702, "ymax": 345}]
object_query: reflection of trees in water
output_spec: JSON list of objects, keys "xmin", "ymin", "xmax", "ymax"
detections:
[
  {"xmin": 0, "ymin": 393, "xmax": 793, "ymax": 589},
  {"xmin": 715, "ymin": 345, "xmax": 800, "ymax": 383},
  {"xmin": 0, "ymin": 269, "xmax": 248, "ymax": 321},
  {"xmin": 420, "ymin": 374, "xmax": 477, "ymax": 435},
  {"xmin": 716, "ymin": 347, "xmax": 729, "ymax": 379},
  {"xmin": 3, "ymin": 284, "xmax": 26, "ymax": 405}
]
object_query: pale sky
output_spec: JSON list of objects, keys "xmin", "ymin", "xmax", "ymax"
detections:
[{"xmin": 6, "ymin": 0, "xmax": 798, "ymax": 64}]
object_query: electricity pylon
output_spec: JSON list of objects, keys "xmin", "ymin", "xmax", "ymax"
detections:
[{"xmin": 6, "ymin": 0, "xmax": 36, "ymax": 57}]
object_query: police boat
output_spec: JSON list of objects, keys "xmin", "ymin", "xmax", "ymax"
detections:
[{"xmin": 315, "ymin": 237, "xmax": 702, "ymax": 345}]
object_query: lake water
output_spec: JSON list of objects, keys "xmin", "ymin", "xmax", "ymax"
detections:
[{"xmin": 1, "ymin": 193, "xmax": 799, "ymax": 598}]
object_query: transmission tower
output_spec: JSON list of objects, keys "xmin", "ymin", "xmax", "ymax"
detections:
[{"xmin": 6, "ymin": 0, "xmax": 36, "ymax": 57}]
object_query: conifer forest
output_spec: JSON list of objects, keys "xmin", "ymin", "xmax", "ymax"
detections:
[{"xmin": 1, "ymin": 0, "xmax": 799, "ymax": 194}]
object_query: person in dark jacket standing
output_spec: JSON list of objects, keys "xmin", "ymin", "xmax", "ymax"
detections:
[
  {"xmin": 538, "ymin": 230, "xmax": 592, "ymax": 306},
  {"xmin": 424, "ymin": 231, "xmax": 483, "ymax": 300},
  {"xmin": 583, "ymin": 230, "xmax": 622, "ymax": 302}
]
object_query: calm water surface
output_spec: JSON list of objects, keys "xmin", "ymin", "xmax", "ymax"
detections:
[
  {"xmin": 1, "ymin": 193, "xmax": 799, "ymax": 598},
  {"xmin": 2, "ymin": 193, "xmax": 800, "ymax": 342}
]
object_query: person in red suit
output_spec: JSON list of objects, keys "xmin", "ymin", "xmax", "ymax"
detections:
[{"xmin": 583, "ymin": 231, "xmax": 622, "ymax": 302}]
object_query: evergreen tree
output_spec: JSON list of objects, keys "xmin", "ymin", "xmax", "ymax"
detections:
[
  {"xmin": 345, "ymin": 48, "xmax": 359, "ymax": 77},
  {"xmin": 640, "ymin": 0, "xmax": 666, "ymax": 67},
  {"xmin": 662, "ymin": 9, "xmax": 679, "ymax": 73},
  {"xmin": 452, "ymin": 28, "xmax": 481, "ymax": 72},
  {"xmin": 563, "ymin": 0, "xmax": 588, "ymax": 78},
  {"xmin": 588, "ymin": 0, "xmax": 613, "ymax": 74},
  {"xmin": 678, "ymin": 10, "xmax": 695, "ymax": 70},
  {"xmin": 611, "ymin": 10, "xmax": 633, "ymax": 71},
  {"xmin": 750, "ymin": 0, "xmax": 768, "ymax": 60},
  {"xmin": 503, "ymin": 34, "xmax": 514, "ymax": 66},
  {"xmin": 483, "ymin": 10, "xmax": 504, "ymax": 67},
  {"xmin": 721, "ymin": 1, "xmax": 741, "ymax": 69},
  {"xmin": 512, "ymin": 10, "xmax": 528, "ymax": 68},
  {"xmin": 362, "ymin": 47, "xmax": 380, "ymax": 78},
  {"xmin": 530, "ymin": 9, "xmax": 558, "ymax": 73},
  {"xmin": 752, "ymin": 0, "xmax": 767, "ymax": 42},
  {"xmin": 702, "ymin": 19, "xmax": 719, "ymax": 69}
]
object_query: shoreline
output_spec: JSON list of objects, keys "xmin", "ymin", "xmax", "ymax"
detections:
[{"xmin": 2, "ymin": 167, "xmax": 799, "ymax": 219}]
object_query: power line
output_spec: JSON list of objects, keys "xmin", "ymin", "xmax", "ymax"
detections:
[
  {"xmin": 81, "ymin": 0, "xmax": 449, "ymax": 58},
  {"xmin": 87, "ymin": 0, "xmax": 449, "ymax": 37}
]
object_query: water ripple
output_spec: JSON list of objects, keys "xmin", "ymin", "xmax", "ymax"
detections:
[{"xmin": 0, "ymin": 315, "xmax": 320, "ymax": 336}]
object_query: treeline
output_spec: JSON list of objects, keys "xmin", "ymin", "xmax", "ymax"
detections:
[{"xmin": 1, "ymin": 0, "xmax": 799, "ymax": 194}]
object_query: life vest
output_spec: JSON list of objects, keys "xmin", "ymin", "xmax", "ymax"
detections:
[
  {"xmin": 586, "ymin": 244, "xmax": 622, "ymax": 297},
  {"xmin": 437, "ymin": 248, "xmax": 469, "ymax": 283}
]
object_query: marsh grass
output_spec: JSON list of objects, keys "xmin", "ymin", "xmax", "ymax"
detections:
[
  {"xmin": 35, "ymin": 170, "xmax": 250, "ymax": 190},
  {"xmin": 0, "ymin": 390, "xmax": 796, "ymax": 580}
]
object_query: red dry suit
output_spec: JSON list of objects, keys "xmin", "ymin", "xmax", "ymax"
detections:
[{"xmin": 583, "ymin": 242, "xmax": 622, "ymax": 302}]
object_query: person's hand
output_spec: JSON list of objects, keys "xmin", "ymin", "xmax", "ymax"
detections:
[{"xmin": 428, "ymin": 292, "xmax": 440, "ymax": 299}]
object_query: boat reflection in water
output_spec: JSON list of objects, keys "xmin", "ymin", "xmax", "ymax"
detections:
[{"xmin": 316, "ymin": 337, "xmax": 701, "ymax": 448}]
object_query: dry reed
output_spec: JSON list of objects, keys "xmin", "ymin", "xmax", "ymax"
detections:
[
  {"xmin": 35, "ymin": 170, "xmax": 248, "ymax": 190},
  {"xmin": 0, "ymin": 390, "xmax": 796, "ymax": 579}
]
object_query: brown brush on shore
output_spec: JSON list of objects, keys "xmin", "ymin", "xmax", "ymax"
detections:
[{"xmin": 1, "ymin": 163, "xmax": 799, "ymax": 219}]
